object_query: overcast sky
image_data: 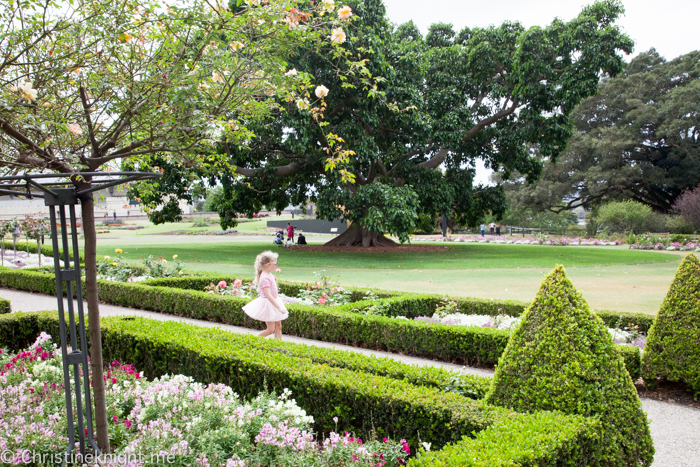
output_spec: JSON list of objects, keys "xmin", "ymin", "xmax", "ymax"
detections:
[{"xmin": 381, "ymin": 0, "xmax": 700, "ymax": 184}]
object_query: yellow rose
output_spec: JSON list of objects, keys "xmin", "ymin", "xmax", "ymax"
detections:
[
  {"xmin": 162, "ymin": 259, "xmax": 167, "ymax": 264},
  {"xmin": 112, "ymin": 262, "xmax": 118, "ymax": 267},
  {"xmin": 173, "ymin": 255, "xmax": 178, "ymax": 259},
  {"xmin": 115, "ymin": 249, "xmax": 122, "ymax": 254},
  {"xmin": 178, "ymin": 271, "xmax": 183, "ymax": 275},
  {"xmin": 104, "ymin": 256, "xmax": 110, "ymax": 260}
]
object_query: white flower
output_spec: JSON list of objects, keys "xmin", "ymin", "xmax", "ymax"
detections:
[
  {"xmin": 66, "ymin": 123, "xmax": 82, "ymax": 136},
  {"xmin": 285, "ymin": 68, "xmax": 298, "ymax": 76},
  {"xmin": 321, "ymin": 0, "xmax": 335, "ymax": 13},
  {"xmin": 314, "ymin": 85, "xmax": 329, "ymax": 99},
  {"xmin": 337, "ymin": 5, "xmax": 352, "ymax": 20},
  {"xmin": 330, "ymin": 27, "xmax": 346, "ymax": 44},
  {"xmin": 296, "ymin": 99, "xmax": 310, "ymax": 110},
  {"xmin": 19, "ymin": 82, "xmax": 38, "ymax": 101},
  {"xmin": 212, "ymin": 71, "xmax": 225, "ymax": 83}
]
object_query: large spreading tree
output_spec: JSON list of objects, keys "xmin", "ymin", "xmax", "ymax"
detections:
[
  {"xmin": 0, "ymin": 0, "xmax": 355, "ymax": 452},
  {"xmin": 505, "ymin": 48, "xmax": 700, "ymax": 214},
  {"xmin": 134, "ymin": 0, "xmax": 633, "ymax": 246}
]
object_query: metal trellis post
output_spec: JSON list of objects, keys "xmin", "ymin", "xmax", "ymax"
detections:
[{"xmin": 45, "ymin": 188, "xmax": 100, "ymax": 464}]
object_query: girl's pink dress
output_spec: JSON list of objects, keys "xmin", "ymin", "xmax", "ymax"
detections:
[{"xmin": 242, "ymin": 272, "xmax": 288, "ymax": 322}]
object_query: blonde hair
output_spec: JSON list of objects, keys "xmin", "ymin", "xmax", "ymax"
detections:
[{"xmin": 254, "ymin": 250, "xmax": 279, "ymax": 283}]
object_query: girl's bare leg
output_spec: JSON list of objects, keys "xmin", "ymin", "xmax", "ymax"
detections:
[
  {"xmin": 257, "ymin": 322, "xmax": 276, "ymax": 337},
  {"xmin": 274, "ymin": 321, "xmax": 282, "ymax": 339}
]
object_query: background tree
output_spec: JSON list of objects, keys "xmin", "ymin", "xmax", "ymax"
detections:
[
  {"xmin": 0, "ymin": 0, "xmax": 346, "ymax": 452},
  {"xmin": 673, "ymin": 184, "xmax": 700, "ymax": 232},
  {"xmin": 505, "ymin": 48, "xmax": 700, "ymax": 214},
  {"xmin": 137, "ymin": 0, "xmax": 632, "ymax": 246}
]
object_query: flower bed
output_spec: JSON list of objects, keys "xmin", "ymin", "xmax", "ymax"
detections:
[
  {"xmin": 0, "ymin": 249, "xmax": 54, "ymax": 269},
  {"xmin": 0, "ymin": 331, "xmax": 410, "ymax": 466},
  {"xmin": 411, "ymin": 235, "xmax": 622, "ymax": 246},
  {"xmin": 0, "ymin": 311, "xmax": 604, "ymax": 465}
]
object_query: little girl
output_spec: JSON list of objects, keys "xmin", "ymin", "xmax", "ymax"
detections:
[{"xmin": 242, "ymin": 251, "xmax": 288, "ymax": 339}]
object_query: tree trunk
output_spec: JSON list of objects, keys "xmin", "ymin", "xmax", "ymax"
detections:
[
  {"xmin": 324, "ymin": 224, "xmax": 398, "ymax": 247},
  {"xmin": 80, "ymin": 193, "xmax": 110, "ymax": 454}
]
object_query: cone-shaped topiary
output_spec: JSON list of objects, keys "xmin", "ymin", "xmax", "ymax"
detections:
[
  {"xmin": 485, "ymin": 265, "xmax": 654, "ymax": 467},
  {"xmin": 642, "ymin": 253, "xmax": 700, "ymax": 396}
]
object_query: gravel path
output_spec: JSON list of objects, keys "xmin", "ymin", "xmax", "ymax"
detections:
[{"xmin": 2, "ymin": 287, "xmax": 698, "ymax": 466}]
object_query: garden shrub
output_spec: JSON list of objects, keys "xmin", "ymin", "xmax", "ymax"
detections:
[
  {"xmin": 0, "ymin": 267, "xmax": 644, "ymax": 375},
  {"xmin": 0, "ymin": 296, "xmax": 9, "ymax": 314},
  {"xmin": 486, "ymin": 265, "xmax": 654, "ymax": 467},
  {"xmin": 642, "ymin": 253, "xmax": 700, "ymax": 396},
  {"xmin": 595, "ymin": 309, "xmax": 655, "ymax": 333},
  {"xmin": 0, "ymin": 311, "xmax": 507, "ymax": 449},
  {"xmin": 408, "ymin": 410, "xmax": 601, "ymax": 467},
  {"xmin": 0, "ymin": 311, "xmax": 604, "ymax": 465}
]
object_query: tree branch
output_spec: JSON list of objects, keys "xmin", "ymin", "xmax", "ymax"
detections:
[
  {"xmin": 461, "ymin": 99, "xmax": 521, "ymax": 143},
  {"xmin": 419, "ymin": 149, "xmax": 449, "ymax": 170}
]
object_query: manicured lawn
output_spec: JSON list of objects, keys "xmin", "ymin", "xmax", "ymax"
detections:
[{"xmin": 97, "ymin": 241, "xmax": 674, "ymax": 270}]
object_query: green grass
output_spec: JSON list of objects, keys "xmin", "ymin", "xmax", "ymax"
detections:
[{"xmin": 97, "ymin": 241, "xmax": 674, "ymax": 271}]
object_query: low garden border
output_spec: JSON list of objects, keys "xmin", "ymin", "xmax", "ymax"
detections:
[
  {"xmin": 0, "ymin": 267, "xmax": 643, "ymax": 378},
  {"xmin": 0, "ymin": 311, "xmax": 603, "ymax": 464}
]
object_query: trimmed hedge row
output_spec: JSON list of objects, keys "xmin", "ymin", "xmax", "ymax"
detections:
[
  {"xmin": 142, "ymin": 275, "xmax": 399, "ymax": 302},
  {"xmin": 146, "ymin": 275, "xmax": 657, "ymax": 332},
  {"xmin": 408, "ymin": 411, "xmax": 601, "ymax": 467},
  {"xmin": 0, "ymin": 268, "xmax": 643, "ymax": 378},
  {"xmin": 0, "ymin": 311, "xmax": 603, "ymax": 465}
]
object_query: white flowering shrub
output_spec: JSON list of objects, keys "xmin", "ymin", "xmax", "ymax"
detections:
[{"xmin": 0, "ymin": 334, "xmax": 409, "ymax": 466}]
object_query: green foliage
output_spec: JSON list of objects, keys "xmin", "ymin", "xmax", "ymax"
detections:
[
  {"xmin": 486, "ymin": 208, "xmax": 577, "ymax": 231},
  {"xmin": 134, "ymin": 0, "xmax": 633, "ymax": 239},
  {"xmin": 0, "ymin": 311, "xmax": 507, "ymax": 449},
  {"xmin": 297, "ymin": 271, "xmax": 353, "ymax": 306},
  {"xmin": 0, "ymin": 297, "xmax": 9, "ymax": 314},
  {"xmin": 595, "ymin": 309, "xmax": 655, "ymax": 334},
  {"xmin": 505, "ymin": 49, "xmax": 700, "ymax": 214},
  {"xmin": 0, "ymin": 268, "xmax": 643, "ymax": 377},
  {"xmin": 142, "ymin": 255, "xmax": 185, "ymax": 278},
  {"xmin": 486, "ymin": 265, "xmax": 654, "ymax": 467},
  {"xmin": 408, "ymin": 411, "xmax": 601, "ymax": 467},
  {"xmin": 642, "ymin": 253, "xmax": 700, "ymax": 396},
  {"xmin": 596, "ymin": 200, "xmax": 654, "ymax": 233},
  {"xmin": 665, "ymin": 215, "xmax": 696, "ymax": 234},
  {"xmin": 96, "ymin": 255, "xmax": 136, "ymax": 282}
]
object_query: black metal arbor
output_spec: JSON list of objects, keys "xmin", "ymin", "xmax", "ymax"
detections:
[{"xmin": 0, "ymin": 172, "xmax": 160, "ymax": 463}]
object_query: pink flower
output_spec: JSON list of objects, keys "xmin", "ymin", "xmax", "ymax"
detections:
[
  {"xmin": 218, "ymin": 280, "xmax": 227, "ymax": 288},
  {"xmin": 275, "ymin": 268, "xmax": 281, "ymax": 273},
  {"xmin": 318, "ymin": 297, "xmax": 327, "ymax": 305},
  {"xmin": 124, "ymin": 420, "xmax": 132, "ymax": 429},
  {"xmin": 233, "ymin": 279, "xmax": 243, "ymax": 287}
]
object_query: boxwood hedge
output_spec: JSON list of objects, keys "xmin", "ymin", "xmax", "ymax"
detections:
[
  {"xmin": 642, "ymin": 253, "xmax": 700, "ymax": 396},
  {"xmin": 486, "ymin": 265, "xmax": 654, "ymax": 467},
  {"xmin": 0, "ymin": 296, "xmax": 9, "ymax": 314},
  {"xmin": 0, "ymin": 312, "xmax": 598, "ymax": 464},
  {"xmin": 0, "ymin": 267, "xmax": 643, "ymax": 378},
  {"xmin": 408, "ymin": 410, "xmax": 602, "ymax": 467},
  {"xmin": 0, "ymin": 310, "xmax": 604, "ymax": 467}
]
